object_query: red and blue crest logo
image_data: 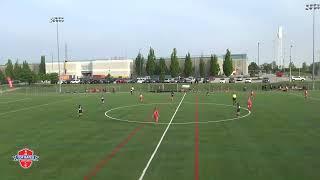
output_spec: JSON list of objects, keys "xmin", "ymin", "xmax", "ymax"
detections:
[{"xmin": 13, "ymin": 148, "xmax": 39, "ymax": 169}]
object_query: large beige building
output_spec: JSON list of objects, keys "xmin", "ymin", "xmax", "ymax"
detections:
[{"xmin": 46, "ymin": 59, "xmax": 134, "ymax": 79}]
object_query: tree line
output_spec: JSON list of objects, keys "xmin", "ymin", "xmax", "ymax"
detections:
[
  {"xmin": 0, "ymin": 56, "xmax": 58, "ymax": 85},
  {"xmin": 135, "ymin": 48, "xmax": 233, "ymax": 81},
  {"xmin": 248, "ymin": 61, "xmax": 316, "ymax": 77}
]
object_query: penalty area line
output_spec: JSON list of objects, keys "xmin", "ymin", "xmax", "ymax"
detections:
[{"xmin": 138, "ymin": 92, "xmax": 186, "ymax": 180}]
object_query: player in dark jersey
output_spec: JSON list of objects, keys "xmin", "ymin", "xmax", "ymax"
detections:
[
  {"xmin": 232, "ymin": 93, "xmax": 237, "ymax": 106},
  {"xmin": 171, "ymin": 91, "xmax": 174, "ymax": 102},
  {"xmin": 78, "ymin": 105, "xmax": 83, "ymax": 117},
  {"xmin": 101, "ymin": 96, "xmax": 105, "ymax": 104},
  {"xmin": 236, "ymin": 103, "xmax": 240, "ymax": 117}
]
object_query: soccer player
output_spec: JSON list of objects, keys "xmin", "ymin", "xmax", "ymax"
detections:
[
  {"xmin": 78, "ymin": 105, "xmax": 83, "ymax": 117},
  {"xmin": 250, "ymin": 90, "xmax": 255, "ymax": 99},
  {"xmin": 236, "ymin": 102, "xmax": 241, "ymax": 117},
  {"xmin": 130, "ymin": 86, "xmax": 134, "ymax": 95},
  {"xmin": 171, "ymin": 91, "xmax": 174, "ymax": 102},
  {"xmin": 304, "ymin": 89, "xmax": 308, "ymax": 99},
  {"xmin": 139, "ymin": 93, "xmax": 144, "ymax": 103},
  {"xmin": 247, "ymin": 97, "xmax": 252, "ymax": 112},
  {"xmin": 101, "ymin": 96, "xmax": 105, "ymax": 104},
  {"xmin": 232, "ymin": 93, "xmax": 237, "ymax": 106},
  {"xmin": 153, "ymin": 107, "xmax": 159, "ymax": 123}
]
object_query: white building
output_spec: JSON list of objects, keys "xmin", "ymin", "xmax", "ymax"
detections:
[{"xmin": 46, "ymin": 59, "xmax": 134, "ymax": 80}]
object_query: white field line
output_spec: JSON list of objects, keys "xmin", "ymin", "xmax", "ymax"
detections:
[
  {"xmin": 0, "ymin": 87, "xmax": 21, "ymax": 93},
  {"xmin": 0, "ymin": 98, "xmax": 32, "ymax": 104},
  {"xmin": 0, "ymin": 98, "xmax": 74, "ymax": 116},
  {"xmin": 138, "ymin": 93, "xmax": 186, "ymax": 180},
  {"xmin": 105, "ymin": 102, "xmax": 251, "ymax": 125},
  {"xmin": 289, "ymin": 92, "xmax": 320, "ymax": 101}
]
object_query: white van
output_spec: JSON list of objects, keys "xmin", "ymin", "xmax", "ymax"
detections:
[{"xmin": 137, "ymin": 77, "xmax": 146, "ymax": 83}]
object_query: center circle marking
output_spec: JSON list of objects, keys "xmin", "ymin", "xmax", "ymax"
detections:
[{"xmin": 105, "ymin": 102, "xmax": 251, "ymax": 125}]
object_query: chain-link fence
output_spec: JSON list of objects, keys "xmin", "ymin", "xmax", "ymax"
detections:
[{"xmin": 3, "ymin": 81, "xmax": 320, "ymax": 95}]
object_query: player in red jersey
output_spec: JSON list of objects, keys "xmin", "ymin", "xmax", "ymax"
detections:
[
  {"xmin": 247, "ymin": 97, "xmax": 252, "ymax": 112},
  {"xmin": 153, "ymin": 107, "xmax": 159, "ymax": 123}
]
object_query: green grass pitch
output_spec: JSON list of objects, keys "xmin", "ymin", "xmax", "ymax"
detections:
[{"xmin": 1, "ymin": 90, "xmax": 320, "ymax": 180}]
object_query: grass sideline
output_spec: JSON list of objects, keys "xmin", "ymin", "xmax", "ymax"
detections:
[{"xmin": 0, "ymin": 91, "xmax": 320, "ymax": 179}]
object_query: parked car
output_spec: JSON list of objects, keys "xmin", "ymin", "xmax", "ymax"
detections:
[
  {"xmin": 143, "ymin": 79, "xmax": 156, "ymax": 83},
  {"xmin": 89, "ymin": 79, "xmax": 100, "ymax": 84},
  {"xmin": 262, "ymin": 77, "xmax": 270, "ymax": 83},
  {"xmin": 127, "ymin": 79, "xmax": 137, "ymax": 83},
  {"xmin": 291, "ymin": 76, "xmax": 305, "ymax": 81},
  {"xmin": 80, "ymin": 79, "xmax": 89, "ymax": 84},
  {"xmin": 185, "ymin": 77, "xmax": 195, "ymax": 83},
  {"xmin": 209, "ymin": 77, "xmax": 215, "ymax": 83},
  {"xmin": 116, "ymin": 79, "xmax": 127, "ymax": 83},
  {"xmin": 164, "ymin": 78, "xmax": 172, "ymax": 83},
  {"xmin": 137, "ymin": 77, "xmax": 146, "ymax": 83},
  {"xmin": 70, "ymin": 79, "xmax": 81, "ymax": 84},
  {"xmin": 195, "ymin": 77, "xmax": 204, "ymax": 83},
  {"xmin": 245, "ymin": 78, "xmax": 252, "ymax": 83},
  {"xmin": 236, "ymin": 76, "xmax": 243, "ymax": 81},
  {"xmin": 178, "ymin": 77, "xmax": 186, "ymax": 83},
  {"xmin": 229, "ymin": 77, "xmax": 236, "ymax": 83},
  {"xmin": 276, "ymin": 71, "xmax": 284, "ymax": 77},
  {"xmin": 219, "ymin": 78, "xmax": 226, "ymax": 83},
  {"xmin": 203, "ymin": 77, "xmax": 209, "ymax": 83}
]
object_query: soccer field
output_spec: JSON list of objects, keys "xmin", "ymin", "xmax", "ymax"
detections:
[{"xmin": 1, "ymin": 90, "xmax": 320, "ymax": 180}]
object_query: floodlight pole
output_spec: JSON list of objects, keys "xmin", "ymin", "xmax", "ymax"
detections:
[
  {"xmin": 289, "ymin": 44, "xmax": 293, "ymax": 82},
  {"xmin": 50, "ymin": 17, "xmax": 64, "ymax": 93},
  {"xmin": 305, "ymin": 4, "xmax": 319, "ymax": 90},
  {"xmin": 56, "ymin": 22, "xmax": 61, "ymax": 93}
]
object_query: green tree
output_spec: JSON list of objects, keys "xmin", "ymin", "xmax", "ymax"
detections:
[
  {"xmin": 170, "ymin": 48, "xmax": 180, "ymax": 77},
  {"xmin": 309, "ymin": 62, "xmax": 320, "ymax": 76},
  {"xmin": 302, "ymin": 62, "xmax": 309, "ymax": 72},
  {"xmin": 5, "ymin": 59, "xmax": 14, "ymax": 78},
  {"xmin": 146, "ymin": 47, "xmax": 157, "ymax": 75},
  {"xmin": 20, "ymin": 61, "xmax": 33, "ymax": 84},
  {"xmin": 39, "ymin": 55, "xmax": 46, "ymax": 75},
  {"xmin": 223, "ymin": 49, "xmax": 233, "ymax": 76},
  {"xmin": 271, "ymin": 61, "xmax": 279, "ymax": 73},
  {"xmin": 209, "ymin": 55, "xmax": 220, "ymax": 76},
  {"xmin": 48, "ymin": 73, "xmax": 59, "ymax": 84},
  {"xmin": 135, "ymin": 52, "xmax": 144, "ymax": 76},
  {"xmin": 199, "ymin": 56, "xmax": 205, "ymax": 77},
  {"xmin": 183, "ymin": 52, "xmax": 193, "ymax": 77},
  {"xmin": 248, "ymin": 62, "xmax": 259, "ymax": 77},
  {"xmin": 261, "ymin": 63, "xmax": 272, "ymax": 73},
  {"xmin": 0, "ymin": 70, "xmax": 5, "ymax": 84},
  {"xmin": 289, "ymin": 62, "xmax": 296, "ymax": 71},
  {"xmin": 13, "ymin": 60, "xmax": 22, "ymax": 80},
  {"xmin": 158, "ymin": 58, "xmax": 167, "ymax": 82},
  {"xmin": 31, "ymin": 71, "xmax": 38, "ymax": 84}
]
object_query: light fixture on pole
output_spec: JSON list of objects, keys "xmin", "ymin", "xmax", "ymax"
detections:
[
  {"xmin": 50, "ymin": 17, "xmax": 64, "ymax": 93},
  {"xmin": 305, "ymin": 4, "xmax": 320, "ymax": 90}
]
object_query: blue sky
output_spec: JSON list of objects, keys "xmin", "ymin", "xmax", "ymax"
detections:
[{"xmin": 0, "ymin": 0, "xmax": 319, "ymax": 67}]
